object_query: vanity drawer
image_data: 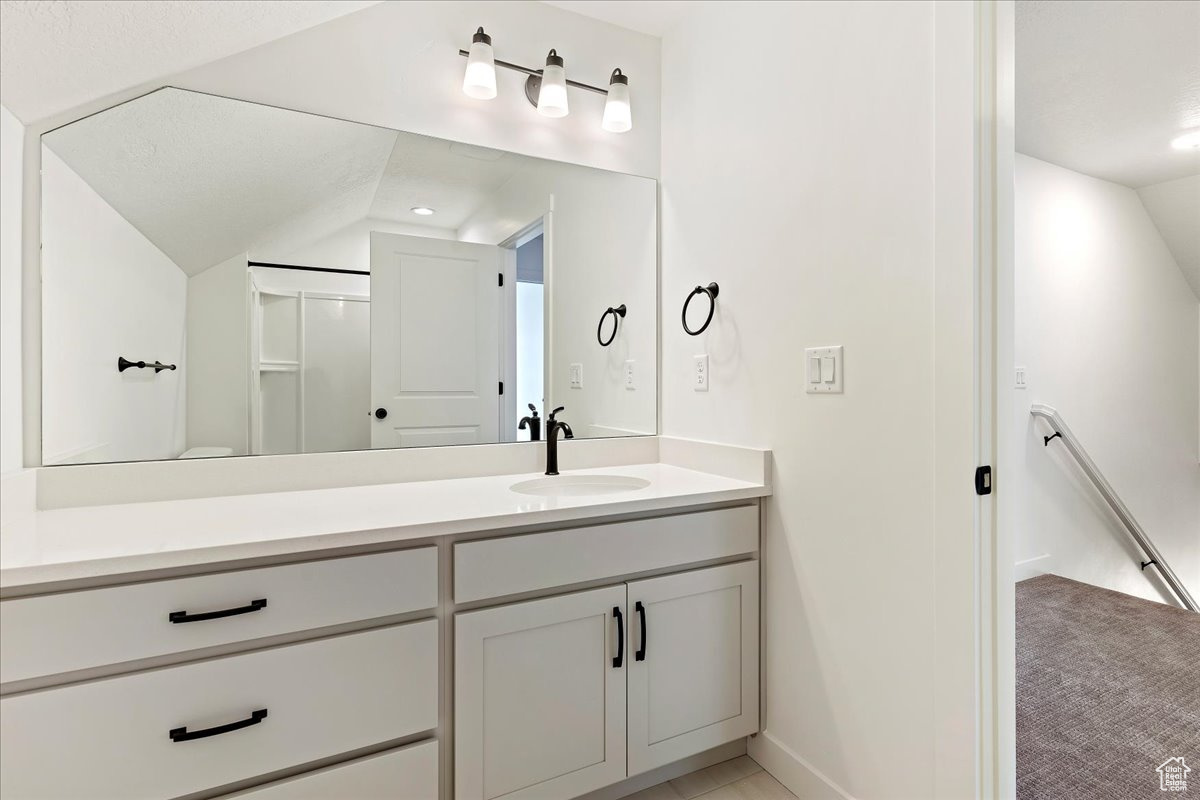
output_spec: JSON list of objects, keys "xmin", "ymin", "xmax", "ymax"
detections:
[
  {"xmin": 454, "ymin": 505, "xmax": 758, "ymax": 603},
  {"xmin": 0, "ymin": 546, "xmax": 437, "ymax": 683},
  {"xmin": 221, "ymin": 740, "xmax": 439, "ymax": 799},
  {"xmin": 0, "ymin": 621, "xmax": 438, "ymax": 800}
]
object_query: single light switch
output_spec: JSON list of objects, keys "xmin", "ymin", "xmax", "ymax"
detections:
[
  {"xmin": 805, "ymin": 345, "xmax": 844, "ymax": 394},
  {"xmin": 808, "ymin": 356, "xmax": 822, "ymax": 384}
]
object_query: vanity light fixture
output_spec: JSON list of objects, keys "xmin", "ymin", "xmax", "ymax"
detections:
[
  {"xmin": 536, "ymin": 49, "xmax": 570, "ymax": 118},
  {"xmin": 461, "ymin": 27, "xmax": 497, "ymax": 100},
  {"xmin": 601, "ymin": 69, "xmax": 632, "ymax": 133},
  {"xmin": 458, "ymin": 29, "xmax": 631, "ymax": 132},
  {"xmin": 411, "ymin": 207, "xmax": 436, "ymax": 216},
  {"xmin": 1171, "ymin": 130, "xmax": 1200, "ymax": 150}
]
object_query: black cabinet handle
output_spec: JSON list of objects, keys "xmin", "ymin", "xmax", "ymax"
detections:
[
  {"xmin": 169, "ymin": 598, "xmax": 267, "ymax": 624},
  {"xmin": 635, "ymin": 601, "xmax": 647, "ymax": 661},
  {"xmin": 612, "ymin": 606, "xmax": 624, "ymax": 668},
  {"xmin": 170, "ymin": 709, "xmax": 268, "ymax": 742}
]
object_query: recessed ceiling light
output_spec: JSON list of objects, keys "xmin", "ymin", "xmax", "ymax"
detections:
[
  {"xmin": 1170, "ymin": 130, "xmax": 1200, "ymax": 150},
  {"xmin": 411, "ymin": 207, "xmax": 436, "ymax": 216}
]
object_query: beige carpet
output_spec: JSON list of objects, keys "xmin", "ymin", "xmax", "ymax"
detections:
[{"xmin": 1017, "ymin": 574, "xmax": 1200, "ymax": 799}]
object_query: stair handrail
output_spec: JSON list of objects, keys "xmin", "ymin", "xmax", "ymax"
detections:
[{"xmin": 1031, "ymin": 404, "xmax": 1197, "ymax": 613}]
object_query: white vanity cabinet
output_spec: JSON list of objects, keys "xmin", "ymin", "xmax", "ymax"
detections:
[
  {"xmin": 2, "ymin": 499, "xmax": 762, "ymax": 800},
  {"xmin": 455, "ymin": 586, "xmax": 629, "ymax": 800},
  {"xmin": 626, "ymin": 561, "xmax": 759, "ymax": 775},
  {"xmin": 0, "ymin": 547, "xmax": 442, "ymax": 800},
  {"xmin": 453, "ymin": 507, "xmax": 760, "ymax": 800}
]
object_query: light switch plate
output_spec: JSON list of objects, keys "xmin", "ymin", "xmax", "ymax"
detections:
[
  {"xmin": 624, "ymin": 360, "xmax": 636, "ymax": 390},
  {"xmin": 693, "ymin": 354, "xmax": 709, "ymax": 391},
  {"xmin": 805, "ymin": 346, "xmax": 843, "ymax": 393},
  {"xmin": 1015, "ymin": 366, "xmax": 1027, "ymax": 389},
  {"xmin": 569, "ymin": 363, "xmax": 583, "ymax": 389}
]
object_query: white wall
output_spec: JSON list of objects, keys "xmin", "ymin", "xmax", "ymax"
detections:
[
  {"xmin": 41, "ymin": 148, "xmax": 187, "ymax": 463},
  {"xmin": 171, "ymin": 1, "xmax": 662, "ymax": 178},
  {"xmin": 459, "ymin": 161, "xmax": 657, "ymax": 438},
  {"xmin": 186, "ymin": 253, "xmax": 249, "ymax": 455},
  {"xmin": 1013, "ymin": 154, "xmax": 1200, "ymax": 601},
  {"xmin": 660, "ymin": 3, "xmax": 952, "ymax": 798},
  {"xmin": 0, "ymin": 105, "xmax": 22, "ymax": 474},
  {"xmin": 1136, "ymin": 174, "xmax": 1200, "ymax": 298}
]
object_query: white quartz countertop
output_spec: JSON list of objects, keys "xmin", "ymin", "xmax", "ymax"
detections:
[{"xmin": 0, "ymin": 463, "xmax": 769, "ymax": 591}]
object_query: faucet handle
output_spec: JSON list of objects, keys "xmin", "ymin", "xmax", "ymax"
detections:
[
  {"xmin": 549, "ymin": 406, "xmax": 565, "ymax": 420},
  {"xmin": 528, "ymin": 403, "xmax": 539, "ymax": 416}
]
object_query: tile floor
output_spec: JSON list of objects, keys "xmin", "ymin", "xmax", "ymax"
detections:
[{"xmin": 625, "ymin": 756, "xmax": 798, "ymax": 800}]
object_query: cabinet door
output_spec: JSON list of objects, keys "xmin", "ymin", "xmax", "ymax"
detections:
[
  {"xmin": 455, "ymin": 585, "xmax": 627, "ymax": 800},
  {"xmin": 626, "ymin": 561, "xmax": 759, "ymax": 775}
]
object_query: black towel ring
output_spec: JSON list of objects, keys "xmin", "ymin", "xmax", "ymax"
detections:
[
  {"xmin": 682, "ymin": 283, "xmax": 719, "ymax": 336},
  {"xmin": 597, "ymin": 304, "xmax": 627, "ymax": 346}
]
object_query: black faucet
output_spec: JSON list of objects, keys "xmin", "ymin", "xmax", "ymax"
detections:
[
  {"xmin": 545, "ymin": 406, "xmax": 574, "ymax": 475},
  {"xmin": 518, "ymin": 404, "xmax": 542, "ymax": 441}
]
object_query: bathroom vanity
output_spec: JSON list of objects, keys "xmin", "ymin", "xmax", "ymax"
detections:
[
  {"xmin": 2, "ymin": 71, "xmax": 767, "ymax": 800},
  {"xmin": 0, "ymin": 446, "xmax": 769, "ymax": 800}
]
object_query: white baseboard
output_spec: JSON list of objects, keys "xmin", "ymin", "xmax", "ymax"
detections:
[
  {"xmin": 748, "ymin": 730, "xmax": 857, "ymax": 800},
  {"xmin": 1014, "ymin": 553, "xmax": 1052, "ymax": 583}
]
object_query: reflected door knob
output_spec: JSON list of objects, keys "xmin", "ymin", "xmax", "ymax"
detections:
[{"xmin": 374, "ymin": 408, "xmax": 388, "ymax": 419}]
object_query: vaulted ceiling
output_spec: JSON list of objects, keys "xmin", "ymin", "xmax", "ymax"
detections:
[
  {"xmin": 0, "ymin": 0, "xmax": 380, "ymax": 124},
  {"xmin": 1017, "ymin": 0, "xmax": 1200, "ymax": 297},
  {"xmin": 44, "ymin": 89, "xmax": 526, "ymax": 275}
]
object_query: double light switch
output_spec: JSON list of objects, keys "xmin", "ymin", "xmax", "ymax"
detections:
[{"xmin": 805, "ymin": 346, "xmax": 843, "ymax": 393}]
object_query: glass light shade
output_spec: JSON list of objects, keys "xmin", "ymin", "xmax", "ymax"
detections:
[
  {"xmin": 537, "ymin": 61, "xmax": 570, "ymax": 118},
  {"xmin": 462, "ymin": 39, "xmax": 497, "ymax": 100},
  {"xmin": 602, "ymin": 81, "xmax": 632, "ymax": 133}
]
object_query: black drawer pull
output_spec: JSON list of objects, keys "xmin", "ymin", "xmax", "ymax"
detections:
[
  {"xmin": 169, "ymin": 598, "xmax": 267, "ymax": 624},
  {"xmin": 635, "ymin": 601, "xmax": 647, "ymax": 661},
  {"xmin": 612, "ymin": 606, "xmax": 624, "ymax": 668},
  {"xmin": 170, "ymin": 709, "xmax": 268, "ymax": 742}
]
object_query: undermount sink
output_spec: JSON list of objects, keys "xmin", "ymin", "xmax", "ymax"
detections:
[{"xmin": 510, "ymin": 474, "xmax": 651, "ymax": 497}]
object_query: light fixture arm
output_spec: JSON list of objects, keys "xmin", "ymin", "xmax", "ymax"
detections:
[{"xmin": 456, "ymin": 49, "xmax": 610, "ymax": 96}]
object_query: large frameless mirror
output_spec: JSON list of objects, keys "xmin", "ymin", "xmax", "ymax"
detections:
[{"xmin": 39, "ymin": 88, "xmax": 657, "ymax": 465}]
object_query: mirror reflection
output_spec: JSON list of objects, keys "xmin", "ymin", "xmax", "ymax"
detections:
[{"xmin": 40, "ymin": 88, "xmax": 657, "ymax": 465}]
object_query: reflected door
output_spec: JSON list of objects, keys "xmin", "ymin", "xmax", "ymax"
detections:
[{"xmin": 370, "ymin": 232, "xmax": 502, "ymax": 448}]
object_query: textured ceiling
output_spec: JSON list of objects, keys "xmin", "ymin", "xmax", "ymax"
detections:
[
  {"xmin": 369, "ymin": 137, "xmax": 522, "ymax": 226},
  {"xmin": 42, "ymin": 88, "xmax": 530, "ymax": 275},
  {"xmin": 0, "ymin": 0, "xmax": 379, "ymax": 124},
  {"xmin": 541, "ymin": 1, "xmax": 688, "ymax": 37},
  {"xmin": 1016, "ymin": 0, "xmax": 1200, "ymax": 189},
  {"xmin": 1137, "ymin": 175, "xmax": 1200, "ymax": 297}
]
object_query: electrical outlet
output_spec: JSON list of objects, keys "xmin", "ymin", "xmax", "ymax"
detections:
[
  {"xmin": 569, "ymin": 363, "xmax": 583, "ymax": 389},
  {"xmin": 1015, "ymin": 366, "xmax": 1028, "ymax": 389},
  {"xmin": 624, "ymin": 360, "xmax": 636, "ymax": 390},
  {"xmin": 693, "ymin": 354, "xmax": 709, "ymax": 391}
]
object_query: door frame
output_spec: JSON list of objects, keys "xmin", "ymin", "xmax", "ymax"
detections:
[
  {"xmin": 928, "ymin": 3, "xmax": 1013, "ymax": 799},
  {"xmin": 499, "ymin": 217, "xmax": 547, "ymax": 441}
]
